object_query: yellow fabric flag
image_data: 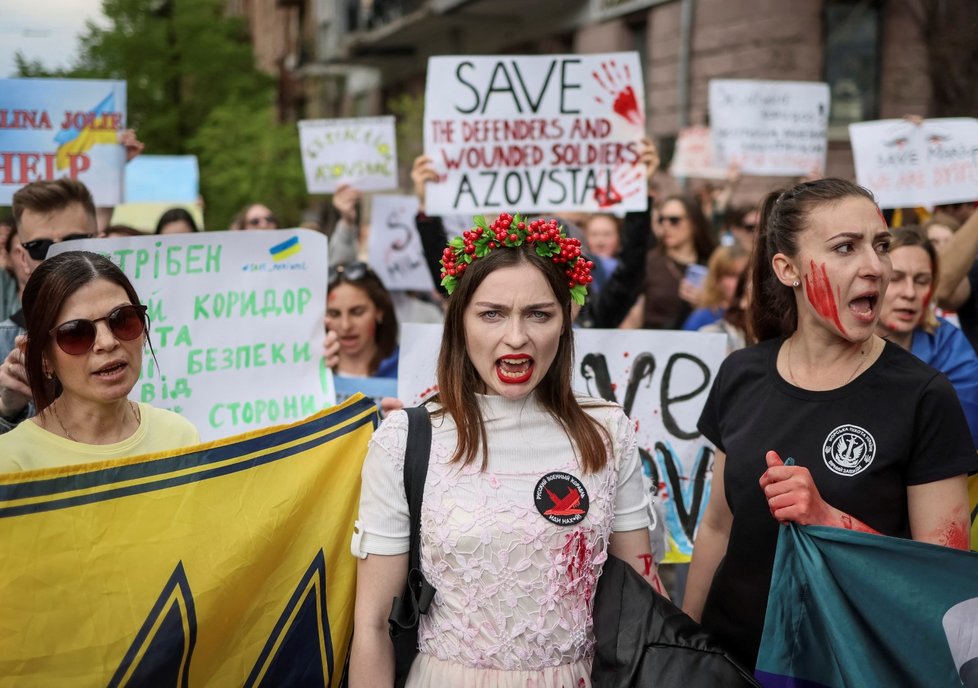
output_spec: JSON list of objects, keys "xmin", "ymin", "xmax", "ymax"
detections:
[{"xmin": 0, "ymin": 395, "xmax": 377, "ymax": 687}]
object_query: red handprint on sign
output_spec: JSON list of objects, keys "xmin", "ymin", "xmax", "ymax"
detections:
[
  {"xmin": 592, "ymin": 60, "xmax": 644, "ymax": 127},
  {"xmin": 594, "ymin": 164, "xmax": 644, "ymax": 208}
]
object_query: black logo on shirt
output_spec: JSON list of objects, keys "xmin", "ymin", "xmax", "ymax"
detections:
[
  {"xmin": 822, "ymin": 425, "xmax": 876, "ymax": 476},
  {"xmin": 534, "ymin": 472, "xmax": 589, "ymax": 526}
]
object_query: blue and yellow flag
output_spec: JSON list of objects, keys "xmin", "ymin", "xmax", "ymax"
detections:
[
  {"xmin": 0, "ymin": 395, "xmax": 376, "ymax": 686},
  {"xmin": 54, "ymin": 90, "xmax": 120, "ymax": 170},
  {"xmin": 756, "ymin": 525, "xmax": 978, "ymax": 688}
]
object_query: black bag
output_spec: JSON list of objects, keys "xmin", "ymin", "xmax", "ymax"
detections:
[
  {"xmin": 591, "ymin": 555, "xmax": 760, "ymax": 688},
  {"xmin": 387, "ymin": 406, "xmax": 436, "ymax": 688}
]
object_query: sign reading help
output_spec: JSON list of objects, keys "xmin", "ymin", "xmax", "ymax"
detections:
[
  {"xmin": 850, "ymin": 118, "xmax": 978, "ymax": 209},
  {"xmin": 298, "ymin": 116, "xmax": 398, "ymax": 193},
  {"xmin": 397, "ymin": 324, "xmax": 727, "ymax": 563},
  {"xmin": 49, "ymin": 230, "xmax": 335, "ymax": 441},
  {"xmin": 423, "ymin": 53, "xmax": 648, "ymax": 215},
  {"xmin": 0, "ymin": 77, "xmax": 127, "ymax": 205},
  {"xmin": 709, "ymin": 79, "xmax": 829, "ymax": 177}
]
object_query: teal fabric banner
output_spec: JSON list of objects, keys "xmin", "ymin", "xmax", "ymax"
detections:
[{"xmin": 756, "ymin": 524, "xmax": 978, "ymax": 688}]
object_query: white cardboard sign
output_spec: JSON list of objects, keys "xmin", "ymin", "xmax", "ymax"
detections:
[
  {"xmin": 397, "ymin": 323, "xmax": 727, "ymax": 563},
  {"xmin": 298, "ymin": 116, "xmax": 398, "ymax": 193},
  {"xmin": 423, "ymin": 52, "xmax": 648, "ymax": 215},
  {"xmin": 367, "ymin": 194, "xmax": 435, "ymax": 292},
  {"xmin": 850, "ymin": 118, "xmax": 978, "ymax": 209},
  {"xmin": 709, "ymin": 79, "xmax": 829, "ymax": 176},
  {"xmin": 50, "ymin": 230, "xmax": 335, "ymax": 441},
  {"xmin": 669, "ymin": 126, "xmax": 727, "ymax": 179}
]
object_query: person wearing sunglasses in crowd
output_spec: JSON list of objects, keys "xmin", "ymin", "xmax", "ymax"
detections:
[
  {"xmin": 231, "ymin": 203, "xmax": 279, "ymax": 231},
  {"xmin": 327, "ymin": 262, "xmax": 399, "ymax": 379},
  {"xmin": 0, "ymin": 179, "xmax": 99, "ymax": 434},
  {"xmin": 0, "ymin": 251, "xmax": 199, "ymax": 472}
]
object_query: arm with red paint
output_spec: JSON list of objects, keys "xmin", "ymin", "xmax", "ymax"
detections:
[
  {"xmin": 684, "ymin": 450, "xmax": 732, "ymax": 622},
  {"xmin": 607, "ymin": 528, "xmax": 669, "ymax": 599},
  {"xmin": 759, "ymin": 451, "xmax": 880, "ymax": 533},
  {"xmin": 907, "ymin": 476, "xmax": 970, "ymax": 550}
]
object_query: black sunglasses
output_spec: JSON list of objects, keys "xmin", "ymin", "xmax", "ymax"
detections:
[
  {"xmin": 49, "ymin": 304, "xmax": 149, "ymax": 355},
  {"xmin": 657, "ymin": 215, "xmax": 685, "ymax": 226},
  {"xmin": 329, "ymin": 261, "xmax": 372, "ymax": 287},
  {"xmin": 21, "ymin": 233, "xmax": 94, "ymax": 261}
]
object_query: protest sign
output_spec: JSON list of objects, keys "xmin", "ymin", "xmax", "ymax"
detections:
[
  {"xmin": 298, "ymin": 116, "xmax": 398, "ymax": 193},
  {"xmin": 423, "ymin": 52, "xmax": 648, "ymax": 215},
  {"xmin": 0, "ymin": 396, "xmax": 376, "ymax": 687},
  {"xmin": 850, "ymin": 118, "xmax": 978, "ymax": 209},
  {"xmin": 125, "ymin": 154, "xmax": 200, "ymax": 203},
  {"xmin": 669, "ymin": 126, "xmax": 727, "ymax": 179},
  {"xmin": 0, "ymin": 77, "xmax": 127, "ymax": 205},
  {"xmin": 50, "ymin": 230, "xmax": 334, "ymax": 441},
  {"xmin": 709, "ymin": 79, "xmax": 829, "ymax": 176},
  {"xmin": 367, "ymin": 194, "xmax": 435, "ymax": 292},
  {"xmin": 398, "ymin": 324, "xmax": 726, "ymax": 563}
]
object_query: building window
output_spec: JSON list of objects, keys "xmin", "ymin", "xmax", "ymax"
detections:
[{"xmin": 824, "ymin": 0, "xmax": 881, "ymax": 133}]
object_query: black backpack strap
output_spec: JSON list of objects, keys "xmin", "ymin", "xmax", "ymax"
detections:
[{"xmin": 388, "ymin": 406, "xmax": 435, "ymax": 636}]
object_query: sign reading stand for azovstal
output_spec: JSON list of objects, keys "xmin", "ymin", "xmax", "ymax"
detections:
[{"xmin": 50, "ymin": 230, "xmax": 335, "ymax": 441}]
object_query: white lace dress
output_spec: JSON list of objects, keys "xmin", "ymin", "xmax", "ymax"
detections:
[{"xmin": 353, "ymin": 393, "xmax": 648, "ymax": 688}]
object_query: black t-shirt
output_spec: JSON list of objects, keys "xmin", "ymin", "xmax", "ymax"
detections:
[
  {"xmin": 696, "ymin": 337, "xmax": 978, "ymax": 669},
  {"xmin": 957, "ymin": 262, "xmax": 978, "ymax": 354}
]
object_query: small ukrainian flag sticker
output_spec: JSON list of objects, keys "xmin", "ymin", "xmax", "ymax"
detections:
[{"xmin": 269, "ymin": 236, "xmax": 301, "ymax": 261}]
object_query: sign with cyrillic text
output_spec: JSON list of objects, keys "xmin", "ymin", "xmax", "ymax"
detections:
[
  {"xmin": 0, "ymin": 77, "xmax": 127, "ymax": 205},
  {"xmin": 850, "ymin": 118, "xmax": 978, "ymax": 208},
  {"xmin": 669, "ymin": 126, "xmax": 727, "ymax": 179},
  {"xmin": 50, "ymin": 230, "xmax": 335, "ymax": 441},
  {"xmin": 398, "ymin": 324, "xmax": 726, "ymax": 563},
  {"xmin": 367, "ymin": 194, "xmax": 435, "ymax": 292},
  {"xmin": 423, "ymin": 53, "xmax": 648, "ymax": 215},
  {"xmin": 709, "ymin": 79, "xmax": 829, "ymax": 176},
  {"xmin": 298, "ymin": 116, "xmax": 398, "ymax": 193}
]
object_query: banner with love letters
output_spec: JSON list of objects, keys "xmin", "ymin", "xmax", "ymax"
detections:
[
  {"xmin": 397, "ymin": 324, "xmax": 727, "ymax": 563},
  {"xmin": 423, "ymin": 52, "xmax": 648, "ymax": 215}
]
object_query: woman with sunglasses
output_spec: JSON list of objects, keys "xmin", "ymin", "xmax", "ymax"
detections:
[
  {"xmin": 641, "ymin": 195, "xmax": 717, "ymax": 329},
  {"xmin": 327, "ymin": 262, "xmax": 399, "ymax": 378},
  {"xmin": 0, "ymin": 251, "xmax": 198, "ymax": 472}
]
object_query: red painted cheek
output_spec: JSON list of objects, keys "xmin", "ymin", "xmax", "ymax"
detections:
[{"xmin": 804, "ymin": 260, "xmax": 848, "ymax": 335}]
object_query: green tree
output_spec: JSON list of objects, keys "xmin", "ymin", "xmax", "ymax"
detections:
[{"xmin": 15, "ymin": 0, "xmax": 306, "ymax": 229}]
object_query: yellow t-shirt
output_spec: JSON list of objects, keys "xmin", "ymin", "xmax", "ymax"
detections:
[{"xmin": 0, "ymin": 403, "xmax": 200, "ymax": 473}]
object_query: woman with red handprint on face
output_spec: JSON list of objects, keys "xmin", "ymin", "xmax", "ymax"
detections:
[{"xmin": 683, "ymin": 178, "xmax": 976, "ymax": 672}]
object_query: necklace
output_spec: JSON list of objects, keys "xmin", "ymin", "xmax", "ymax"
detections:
[
  {"xmin": 51, "ymin": 400, "xmax": 141, "ymax": 442},
  {"xmin": 786, "ymin": 336, "xmax": 871, "ymax": 388}
]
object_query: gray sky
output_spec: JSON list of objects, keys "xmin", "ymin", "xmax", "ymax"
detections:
[{"xmin": 0, "ymin": 0, "xmax": 106, "ymax": 77}]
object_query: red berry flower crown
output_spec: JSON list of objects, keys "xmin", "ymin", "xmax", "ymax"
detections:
[{"xmin": 439, "ymin": 212, "xmax": 594, "ymax": 305}]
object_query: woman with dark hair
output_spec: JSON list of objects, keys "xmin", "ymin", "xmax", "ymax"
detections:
[
  {"xmin": 0, "ymin": 251, "xmax": 198, "ymax": 471},
  {"xmin": 876, "ymin": 227, "xmax": 978, "ymax": 446},
  {"xmin": 641, "ymin": 194, "xmax": 718, "ymax": 329},
  {"xmin": 683, "ymin": 179, "xmax": 976, "ymax": 670},
  {"xmin": 327, "ymin": 262, "xmax": 399, "ymax": 378},
  {"xmin": 155, "ymin": 207, "xmax": 199, "ymax": 235},
  {"xmin": 349, "ymin": 213, "xmax": 662, "ymax": 687}
]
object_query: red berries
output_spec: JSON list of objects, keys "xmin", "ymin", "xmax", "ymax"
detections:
[{"xmin": 439, "ymin": 211, "xmax": 593, "ymax": 295}]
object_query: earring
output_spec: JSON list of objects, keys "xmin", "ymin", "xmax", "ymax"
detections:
[{"xmin": 792, "ymin": 280, "xmax": 800, "ymax": 288}]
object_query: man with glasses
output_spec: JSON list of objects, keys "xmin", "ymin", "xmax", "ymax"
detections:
[{"xmin": 0, "ymin": 178, "xmax": 97, "ymax": 433}]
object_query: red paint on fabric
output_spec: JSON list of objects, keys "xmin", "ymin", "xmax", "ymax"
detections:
[
  {"xmin": 804, "ymin": 260, "xmax": 847, "ymax": 335},
  {"xmin": 637, "ymin": 553, "xmax": 654, "ymax": 576}
]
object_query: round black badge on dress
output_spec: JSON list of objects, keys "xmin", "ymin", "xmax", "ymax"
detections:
[{"xmin": 534, "ymin": 472, "xmax": 589, "ymax": 526}]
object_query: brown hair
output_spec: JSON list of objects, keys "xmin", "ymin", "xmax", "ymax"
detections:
[
  {"xmin": 22, "ymin": 251, "xmax": 145, "ymax": 412},
  {"xmin": 658, "ymin": 194, "xmax": 718, "ymax": 263},
  {"xmin": 749, "ymin": 178, "xmax": 877, "ymax": 342},
  {"xmin": 12, "ymin": 179, "xmax": 97, "ymax": 228},
  {"xmin": 432, "ymin": 245, "xmax": 610, "ymax": 473},
  {"xmin": 922, "ymin": 212, "xmax": 961, "ymax": 234},
  {"xmin": 329, "ymin": 264, "xmax": 398, "ymax": 375},
  {"xmin": 700, "ymin": 243, "xmax": 749, "ymax": 309},
  {"xmin": 888, "ymin": 226, "xmax": 940, "ymax": 334}
]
